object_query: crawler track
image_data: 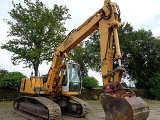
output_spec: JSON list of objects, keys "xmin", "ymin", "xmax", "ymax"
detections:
[
  {"xmin": 64, "ymin": 96, "xmax": 90, "ymax": 117},
  {"xmin": 14, "ymin": 96, "xmax": 61, "ymax": 120},
  {"xmin": 14, "ymin": 96, "xmax": 90, "ymax": 120}
]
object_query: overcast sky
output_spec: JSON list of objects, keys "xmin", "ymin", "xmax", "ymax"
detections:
[{"xmin": 0, "ymin": 0, "xmax": 160, "ymax": 85}]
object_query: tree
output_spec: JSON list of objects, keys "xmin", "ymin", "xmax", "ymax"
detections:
[
  {"xmin": 69, "ymin": 31, "xmax": 101, "ymax": 79},
  {"xmin": 69, "ymin": 43, "xmax": 88, "ymax": 79},
  {"xmin": 119, "ymin": 23, "xmax": 160, "ymax": 89},
  {"xmin": 0, "ymin": 71, "xmax": 26, "ymax": 90},
  {"xmin": 82, "ymin": 76, "xmax": 99, "ymax": 89},
  {"xmin": 1, "ymin": 0, "xmax": 70, "ymax": 76},
  {"xmin": 69, "ymin": 31, "xmax": 101, "ymax": 78},
  {"xmin": 0, "ymin": 68, "xmax": 9, "ymax": 88},
  {"xmin": 147, "ymin": 72, "xmax": 160, "ymax": 99},
  {"xmin": 0, "ymin": 68, "xmax": 8, "ymax": 80},
  {"xmin": 84, "ymin": 30, "xmax": 101, "ymax": 72}
]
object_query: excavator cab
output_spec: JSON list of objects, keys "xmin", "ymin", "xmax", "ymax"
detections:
[{"xmin": 61, "ymin": 61, "xmax": 82, "ymax": 95}]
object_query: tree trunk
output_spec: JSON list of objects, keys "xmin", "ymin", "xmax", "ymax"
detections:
[{"xmin": 33, "ymin": 63, "xmax": 39, "ymax": 76}]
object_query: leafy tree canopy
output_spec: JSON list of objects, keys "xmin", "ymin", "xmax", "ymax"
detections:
[
  {"xmin": 147, "ymin": 71, "xmax": 160, "ymax": 99},
  {"xmin": 1, "ymin": 0, "xmax": 71, "ymax": 76},
  {"xmin": 84, "ymin": 31, "xmax": 100, "ymax": 72},
  {"xmin": 119, "ymin": 23, "xmax": 160, "ymax": 89},
  {"xmin": 69, "ymin": 43, "xmax": 88, "ymax": 79}
]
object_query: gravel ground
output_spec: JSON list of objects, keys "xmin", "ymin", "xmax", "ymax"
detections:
[{"xmin": 0, "ymin": 99, "xmax": 159, "ymax": 120}]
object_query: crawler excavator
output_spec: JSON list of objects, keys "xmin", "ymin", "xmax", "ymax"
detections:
[{"xmin": 14, "ymin": 0, "xmax": 149, "ymax": 119}]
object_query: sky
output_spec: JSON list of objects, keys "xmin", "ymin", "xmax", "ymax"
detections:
[{"xmin": 0, "ymin": 0, "xmax": 160, "ymax": 85}]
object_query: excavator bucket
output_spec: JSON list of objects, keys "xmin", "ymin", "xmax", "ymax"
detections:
[{"xmin": 99, "ymin": 93, "xmax": 149, "ymax": 120}]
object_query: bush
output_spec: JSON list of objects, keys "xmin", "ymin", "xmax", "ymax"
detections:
[
  {"xmin": 82, "ymin": 76, "xmax": 98, "ymax": 89},
  {"xmin": 148, "ymin": 72, "xmax": 160, "ymax": 99},
  {"xmin": 0, "ymin": 71, "xmax": 26, "ymax": 90}
]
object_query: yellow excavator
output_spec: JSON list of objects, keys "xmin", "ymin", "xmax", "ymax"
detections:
[{"xmin": 14, "ymin": 0, "xmax": 149, "ymax": 119}]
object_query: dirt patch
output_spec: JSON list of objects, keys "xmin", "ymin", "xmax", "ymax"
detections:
[
  {"xmin": 146, "ymin": 99, "xmax": 160, "ymax": 120},
  {"xmin": 0, "ymin": 100, "xmax": 159, "ymax": 120}
]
